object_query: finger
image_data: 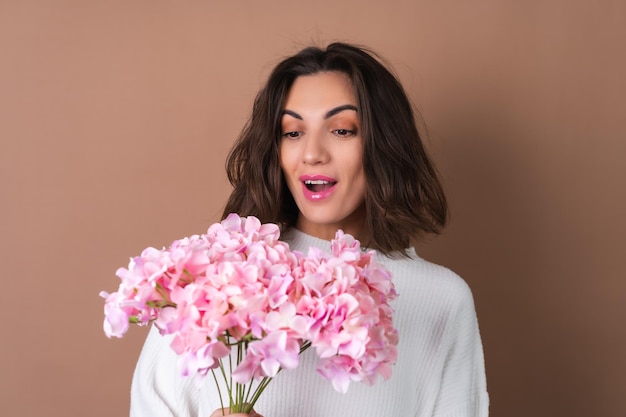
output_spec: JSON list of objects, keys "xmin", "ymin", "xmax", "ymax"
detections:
[
  {"xmin": 209, "ymin": 409, "xmax": 229, "ymax": 417},
  {"xmin": 209, "ymin": 408, "xmax": 260, "ymax": 417}
]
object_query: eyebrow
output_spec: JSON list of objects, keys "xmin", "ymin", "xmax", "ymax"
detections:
[{"xmin": 281, "ymin": 104, "xmax": 358, "ymax": 121}]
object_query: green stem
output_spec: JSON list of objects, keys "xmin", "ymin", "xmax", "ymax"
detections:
[
  {"xmin": 211, "ymin": 368, "xmax": 225, "ymax": 416},
  {"xmin": 244, "ymin": 377, "xmax": 255, "ymax": 405},
  {"xmin": 245, "ymin": 377, "xmax": 272, "ymax": 412},
  {"xmin": 245, "ymin": 341, "xmax": 312, "ymax": 411},
  {"xmin": 213, "ymin": 339, "xmax": 312, "ymax": 414},
  {"xmin": 300, "ymin": 340, "xmax": 312, "ymax": 354},
  {"xmin": 234, "ymin": 339, "xmax": 249, "ymax": 412},
  {"xmin": 218, "ymin": 358, "xmax": 234, "ymax": 409},
  {"xmin": 229, "ymin": 341, "xmax": 235, "ymax": 411}
]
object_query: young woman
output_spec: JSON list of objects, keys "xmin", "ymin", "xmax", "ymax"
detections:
[{"xmin": 131, "ymin": 43, "xmax": 489, "ymax": 417}]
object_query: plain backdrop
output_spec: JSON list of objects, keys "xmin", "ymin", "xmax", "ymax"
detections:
[{"xmin": 1, "ymin": 1, "xmax": 624, "ymax": 416}]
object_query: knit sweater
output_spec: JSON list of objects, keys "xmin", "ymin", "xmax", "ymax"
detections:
[{"xmin": 130, "ymin": 228, "xmax": 489, "ymax": 417}]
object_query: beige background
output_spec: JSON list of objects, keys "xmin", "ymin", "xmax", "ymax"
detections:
[{"xmin": 1, "ymin": 1, "xmax": 624, "ymax": 416}]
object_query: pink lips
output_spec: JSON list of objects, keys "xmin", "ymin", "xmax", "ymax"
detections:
[{"xmin": 299, "ymin": 175, "xmax": 337, "ymax": 201}]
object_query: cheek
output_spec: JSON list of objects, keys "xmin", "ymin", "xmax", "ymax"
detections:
[
  {"xmin": 278, "ymin": 143, "xmax": 288, "ymax": 172},
  {"xmin": 347, "ymin": 146, "xmax": 365, "ymax": 181},
  {"xmin": 279, "ymin": 143, "xmax": 298, "ymax": 173},
  {"xmin": 278, "ymin": 147, "xmax": 295, "ymax": 183}
]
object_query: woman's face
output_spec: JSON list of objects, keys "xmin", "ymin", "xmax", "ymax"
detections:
[{"xmin": 279, "ymin": 71, "xmax": 367, "ymax": 241}]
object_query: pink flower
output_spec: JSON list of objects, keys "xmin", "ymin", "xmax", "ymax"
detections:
[
  {"xmin": 232, "ymin": 331, "xmax": 300, "ymax": 383},
  {"xmin": 100, "ymin": 290, "xmax": 131, "ymax": 338},
  {"xmin": 264, "ymin": 302, "xmax": 310, "ymax": 339},
  {"xmin": 101, "ymin": 214, "xmax": 398, "ymax": 410},
  {"xmin": 179, "ymin": 339, "xmax": 231, "ymax": 377},
  {"xmin": 316, "ymin": 355, "xmax": 361, "ymax": 394}
]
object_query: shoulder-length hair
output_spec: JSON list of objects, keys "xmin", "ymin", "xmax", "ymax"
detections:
[{"xmin": 222, "ymin": 42, "xmax": 447, "ymax": 256}]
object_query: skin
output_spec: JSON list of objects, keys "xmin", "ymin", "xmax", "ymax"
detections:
[
  {"xmin": 280, "ymin": 71, "xmax": 369, "ymax": 242},
  {"xmin": 209, "ymin": 409, "xmax": 262, "ymax": 417}
]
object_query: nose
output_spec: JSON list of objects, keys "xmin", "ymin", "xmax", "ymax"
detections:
[{"xmin": 302, "ymin": 131, "xmax": 329, "ymax": 165}]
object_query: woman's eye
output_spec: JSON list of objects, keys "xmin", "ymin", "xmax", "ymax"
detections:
[
  {"xmin": 282, "ymin": 131, "xmax": 301, "ymax": 139},
  {"xmin": 332, "ymin": 128, "xmax": 355, "ymax": 138}
]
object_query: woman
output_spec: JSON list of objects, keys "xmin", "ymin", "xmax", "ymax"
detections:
[{"xmin": 131, "ymin": 42, "xmax": 489, "ymax": 417}]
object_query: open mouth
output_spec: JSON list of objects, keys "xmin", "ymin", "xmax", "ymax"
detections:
[{"xmin": 304, "ymin": 179, "xmax": 337, "ymax": 192}]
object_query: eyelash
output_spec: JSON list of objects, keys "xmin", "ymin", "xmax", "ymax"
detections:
[
  {"xmin": 281, "ymin": 131, "xmax": 302, "ymax": 139},
  {"xmin": 281, "ymin": 128, "xmax": 357, "ymax": 139},
  {"xmin": 332, "ymin": 128, "xmax": 356, "ymax": 138}
]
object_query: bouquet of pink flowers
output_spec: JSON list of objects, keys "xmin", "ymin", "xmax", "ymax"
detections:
[{"xmin": 101, "ymin": 214, "xmax": 398, "ymax": 413}]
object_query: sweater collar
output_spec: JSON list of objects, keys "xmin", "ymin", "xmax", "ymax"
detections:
[{"xmin": 280, "ymin": 228, "xmax": 417, "ymax": 260}]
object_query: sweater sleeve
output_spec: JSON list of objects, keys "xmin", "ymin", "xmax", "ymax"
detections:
[
  {"xmin": 432, "ymin": 281, "xmax": 489, "ymax": 417},
  {"xmin": 130, "ymin": 326, "xmax": 199, "ymax": 417}
]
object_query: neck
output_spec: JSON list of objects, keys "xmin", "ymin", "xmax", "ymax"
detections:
[{"xmin": 294, "ymin": 212, "xmax": 370, "ymax": 245}]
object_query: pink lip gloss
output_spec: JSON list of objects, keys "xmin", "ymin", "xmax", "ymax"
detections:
[{"xmin": 299, "ymin": 175, "xmax": 337, "ymax": 201}]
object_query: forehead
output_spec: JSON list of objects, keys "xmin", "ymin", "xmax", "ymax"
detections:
[{"xmin": 284, "ymin": 71, "xmax": 356, "ymax": 110}]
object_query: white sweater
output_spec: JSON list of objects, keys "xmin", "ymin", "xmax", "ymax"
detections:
[{"xmin": 130, "ymin": 229, "xmax": 489, "ymax": 417}]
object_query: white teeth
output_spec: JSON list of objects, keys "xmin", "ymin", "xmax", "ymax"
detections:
[{"xmin": 305, "ymin": 180, "xmax": 330, "ymax": 185}]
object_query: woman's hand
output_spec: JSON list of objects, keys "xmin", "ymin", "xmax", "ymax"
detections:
[{"xmin": 210, "ymin": 407, "xmax": 263, "ymax": 417}]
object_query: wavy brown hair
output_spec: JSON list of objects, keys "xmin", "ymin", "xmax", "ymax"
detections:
[{"xmin": 222, "ymin": 42, "xmax": 447, "ymax": 257}]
